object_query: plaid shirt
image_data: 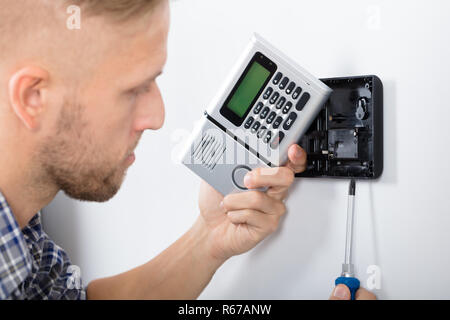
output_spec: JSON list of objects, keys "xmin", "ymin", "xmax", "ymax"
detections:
[{"xmin": 0, "ymin": 191, "xmax": 86, "ymax": 299}]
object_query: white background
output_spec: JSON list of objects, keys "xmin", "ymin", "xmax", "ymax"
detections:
[{"xmin": 43, "ymin": 0, "xmax": 450, "ymax": 299}]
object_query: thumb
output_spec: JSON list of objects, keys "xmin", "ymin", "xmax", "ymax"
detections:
[{"xmin": 329, "ymin": 284, "xmax": 351, "ymax": 300}]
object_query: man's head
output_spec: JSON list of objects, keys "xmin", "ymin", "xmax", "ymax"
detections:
[{"xmin": 0, "ymin": 0, "xmax": 169, "ymax": 202}]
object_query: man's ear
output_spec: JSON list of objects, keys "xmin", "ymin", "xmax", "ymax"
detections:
[{"xmin": 8, "ymin": 66, "xmax": 49, "ymax": 130}]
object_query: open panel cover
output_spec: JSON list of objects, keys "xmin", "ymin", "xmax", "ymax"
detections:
[{"xmin": 296, "ymin": 75, "xmax": 383, "ymax": 179}]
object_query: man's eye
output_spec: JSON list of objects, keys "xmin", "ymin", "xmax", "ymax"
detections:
[{"xmin": 131, "ymin": 85, "xmax": 151, "ymax": 98}]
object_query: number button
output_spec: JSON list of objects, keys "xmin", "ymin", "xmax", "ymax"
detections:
[
  {"xmin": 272, "ymin": 116, "xmax": 283, "ymax": 129},
  {"xmin": 295, "ymin": 92, "xmax": 310, "ymax": 111},
  {"xmin": 286, "ymin": 82, "xmax": 296, "ymax": 94},
  {"xmin": 260, "ymin": 107, "xmax": 270, "ymax": 119},
  {"xmin": 273, "ymin": 72, "xmax": 283, "ymax": 85},
  {"xmin": 282, "ymin": 101, "xmax": 293, "ymax": 114},
  {"xmin": 283, "ymin": 112, "xmax": 297, "ymax": 130},
  {"xmin": 244, "ymin": 116, "xmax": 254, "ymax": 129},
  {"xmin": 292, "ymin": 87, "xmax": 302, "ymax": 100},
  {"xmin": 276, "ymin": 96, "xmax": 286, "ymax": 109},
  {"xmin": 254, "ymin": 102, "xmax": 263, "ymax": 114},
  {"xmin": 279, "ymin": 77, "xmax": 289, "ymax": 90},
  {"xmin": 251, "ymin": 121, "xmax": 261, "ymax": 134},
  {"xmin": 266, "ymin": 111, "xmax": 276, "ymax": 124},
  {"xmin": 269, "ymin": 92, "xmax": 280, "ymax": 105},
  {"xmin": 263, "ymin": 87, "xmax": 273, "ymax": 100}
]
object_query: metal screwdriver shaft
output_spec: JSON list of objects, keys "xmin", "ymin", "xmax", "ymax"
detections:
[
  {"xmin": 335, "ymin": 179, "xmax": 360, "ymax": 300},
  {"xmin": 343, "ymin": 179, "xmax": 355, "ymax": 277}
]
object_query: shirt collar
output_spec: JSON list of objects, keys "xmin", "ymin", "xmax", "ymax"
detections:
[{"xmin": 0, "ymin": 191, "xmax": 33, "ymax": 299}]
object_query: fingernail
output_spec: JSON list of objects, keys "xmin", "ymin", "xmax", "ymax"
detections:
[
  {"xmin": 333, "ymin": 285, "xmax": 350, "ymax": 299},
  {"xmin": 295, "ymin": 147, "xmax": 303, "ymax": 158},
  {"xmin": 219, "ymin": 201, "xmax": 224, "ymax": 209},
  {"xmin": 244, "ymin": 173, "xmax": 252, "ymax": 187}
]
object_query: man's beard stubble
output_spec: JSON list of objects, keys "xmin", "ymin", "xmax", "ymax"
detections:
[{"xmin": 37, "ymin": 102, "xmax": 129, "ymax": 202}]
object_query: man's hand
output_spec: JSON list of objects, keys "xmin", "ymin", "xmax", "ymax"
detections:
[
  {"xmin": 197, "ymin": 144, "xmax": 307, "ymax": 262},
  {"xmin": 329, "ymin": 285, "xmax": 377, "ymax": 300},
  {"xmin": 87, "ymin": 144, "xmax": 306, "ymax": 299}
]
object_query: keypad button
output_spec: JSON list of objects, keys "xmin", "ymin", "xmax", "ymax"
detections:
[
  {"xmin": 279, "ymin": 77, "xmax": 289, "ymax": 90},
  {"xmin": 272, "ymin": 116, "xmax": 283, "ymax": 129},
  {"xmin": 276, "ymin": 96, "xmax": 286, "ymax": 109},
  {"xmin": 254, "ymin": 102, "xmax": 263, "ymax": 114},
  {"xmin": 251, "ymin": 121, "xmax": 261, "ymax": 134},
  {"xmin": 263, "ymin": 131, "xmax": 272, "ymax": 144},
  {"xmin": 295, "ymin": 92, "xmax": 310, "ymax": 111},
  {"xmin": 269, "ymin": 92, "xmax": 280, "ymax": 105},
  {"xmin": 270, "ymin": 131, "xmax": 285, "ymax": 149},
  {"xmin": 273, "ymin": 72, "xmax": 283, "ymax": 85},
  {"xmin": 292, "ymin": 87, "xmax": 302, "ymax": 99},
  {"xmin": 282, "ymin": 101, "xmax": 293, "ymax": 114},
  {"xmin": 283, "ymin": 112, "xmax": 298, "ymax": 130},
  {"xmin": 257, "ymin": 126, "xmax": 267, "ymax": 138},
  {"xmin": 266, "ymin": 111, "xmax": 276, "ymax": 124},
  {"xmin": 263, "ymin": 87, "xmax": 273, "ymax": 100},
  {"xmin": 260, "ymin": 107, "xmax": 270, "ymax": 119},
  {"xmin": 244, "ymin": 116, "xmax": 254, "ymax": 129},
  {"xmin": 286, "ymin": 82, "xmax": 296, "ymax": 94}
]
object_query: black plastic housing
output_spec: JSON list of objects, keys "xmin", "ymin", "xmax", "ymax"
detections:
[{"xmin": 295, "ymin": 75, "xmax": 383, "ymax": 179}]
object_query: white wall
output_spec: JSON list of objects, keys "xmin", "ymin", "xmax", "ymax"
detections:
[{"xmin": 43, "ymin": 0, "xmax": 450, "ymax": 299}]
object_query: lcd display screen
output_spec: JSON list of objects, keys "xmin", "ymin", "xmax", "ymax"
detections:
[{"xmin": 226, "ymin": 61, "xmax": 271, "ymax": 118}]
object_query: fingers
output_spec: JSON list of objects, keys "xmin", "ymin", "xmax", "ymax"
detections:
[
  {"xmin": 355, "ymin": 288, "xmax": 377, "ymax": 300},
  {"xmin": 285, "ymin": 144, "xmax": 307, "ymax": 174},
  {"xmin": 240, "ymin": 145, "xmax": 305, "ymax": 200},
  {"xmin": 243, "ymin": 164, "xmax": 294, "ymax": 201},
  {"xmin": 244, "ymin": 166, "xmax": 294, "ymax": 190},
  {"xmin": 222, "ymin": 191, "xmax": 286, "ymax": 216},
  {"xmin": 243, "ymin": 145, "xmax": 305, "ymax": 189},
  {"xmin": 329, "ymin": 285, "xmax": 377, "ymax": 300},
  {"xmin": 227, "ymin": 209, "xmax": 280, "ymax": 232}
]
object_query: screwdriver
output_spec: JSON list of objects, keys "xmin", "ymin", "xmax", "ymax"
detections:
[{"xmin": 335, "ymin": 179, "xmax": 360, "ymax": 300}]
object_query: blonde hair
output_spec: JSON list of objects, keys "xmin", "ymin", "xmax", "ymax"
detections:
[{"xmin": 70, "ymin": 0, "xmax": 163, "ymax": 22}]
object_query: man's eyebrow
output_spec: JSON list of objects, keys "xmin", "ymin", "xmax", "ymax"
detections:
[
  {"xmin": 128, "ymin": 70, "xmax": 163, "ymax": 91},
  {"xmin": 138, "ymin": 71, "xmax": 163, "ymax": 87}
]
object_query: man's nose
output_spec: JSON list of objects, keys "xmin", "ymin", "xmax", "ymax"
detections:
[{"xmin": 133, "ymin": 86, "xmax": 165, "ymax": 132}]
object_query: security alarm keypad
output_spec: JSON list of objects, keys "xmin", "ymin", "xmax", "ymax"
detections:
[{"xmin": 181, "ymin": 34, "xmax": 332, "ymax": 195}]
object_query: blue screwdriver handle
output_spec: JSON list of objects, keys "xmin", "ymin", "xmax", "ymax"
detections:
[{"xmin": 335, "ymin": 277, "xmax": 360, "ymax": 300}]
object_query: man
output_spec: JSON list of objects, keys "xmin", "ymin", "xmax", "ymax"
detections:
[{"xmin": 0, "ymin": 0, "xmax": 375, "ymax": 300}]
